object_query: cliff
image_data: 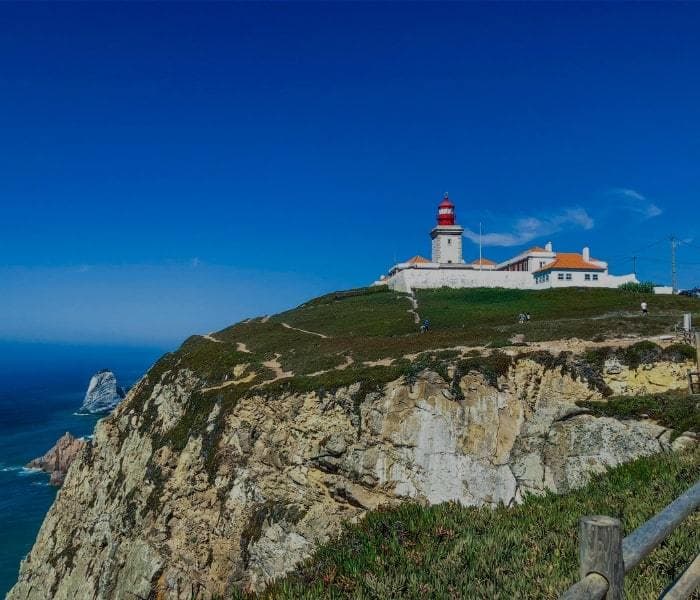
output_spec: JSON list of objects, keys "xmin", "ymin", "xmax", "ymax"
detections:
[
  {"xmin": 7, "ymin": 287, "xmax": 699, "ymax": 599},
  {"xmin": 80, "ymin": 369, "xmax": 126, "ymax": 414},
  {"xmin": 8, "ymin": 357, "xmax": 693, "ymax": 599}
]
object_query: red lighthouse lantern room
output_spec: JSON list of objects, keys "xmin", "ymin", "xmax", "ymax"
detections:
[{"xmin": 437, "ymin": 193, "xmax": 456, "ymax": 226}]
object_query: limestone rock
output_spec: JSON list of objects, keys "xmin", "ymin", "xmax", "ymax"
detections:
[
  {"xmin": 80, "ymin": 369, "xmax": 126, "ymax": 414},
  {"xmin": 603, "ymin": 361, "xmax": 694, "ymax": 396},
  {"xmin": 671, "ymin": 431, "xmax": 698, "ymax": 452}
]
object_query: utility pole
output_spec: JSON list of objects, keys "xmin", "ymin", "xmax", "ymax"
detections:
[
  {"xmin": 479, "ymin": 222, "xmax": 483, "ymax": 271},
  {"xmin": 632, "ymin": 255, "xmax": 637, "ymax": 277},
  {"xmin": 671, "ymin": 236, "xmax": 678, "ymax": 294}
]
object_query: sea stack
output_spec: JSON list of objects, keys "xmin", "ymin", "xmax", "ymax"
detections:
[
  {"xmin": 80, "ymin": 369, "xmax": 125, "ymax": 414},
  {"xmin": 26, "ymin": 432, "xmax": 86, "ymax": 486}
]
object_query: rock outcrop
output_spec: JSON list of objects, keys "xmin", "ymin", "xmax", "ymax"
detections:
[
  {"xmin": 80, "ymin": 369, "xmax": 125, "ymax": 414},
  {"xmin": 26, "ymin": 432, "xmax": 86, "ymax": 486},
  {"xmin": 603, "ymin": 360, "xmax": 694, "ymax": 396},
  {"xmin": 9, "ymin": 357, "xmax": 691, "ymax": 600}
]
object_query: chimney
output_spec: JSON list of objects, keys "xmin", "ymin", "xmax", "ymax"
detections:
[
  {"xmin": 583, "ymin": 246, "xmax": 590, "ymax": 262},
  {"xmin": 545, "ymin": 241, "xmax": 553, "ymax": 252}
]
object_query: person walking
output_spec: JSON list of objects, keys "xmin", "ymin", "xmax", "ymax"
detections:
[{"xmin": 641, "ymin": 301, "xmax": 648, "ymax": 316}]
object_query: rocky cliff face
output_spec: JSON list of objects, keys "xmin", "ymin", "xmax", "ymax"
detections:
[
  {"xmin": 80, "ymin": 370, "xmax": 125, "ymax": 414},
  {"xmin": 26, "ymin": 432, "xmax": 86, "ymax": 486},
  {"xmin": 8, "ymin": 355, "xmax": 688, "ymax": 600}
]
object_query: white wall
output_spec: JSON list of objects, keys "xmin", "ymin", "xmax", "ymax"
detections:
[
  {"xmin": 388, "ymin": 268, "xmax": 537, "ymax": 292},
  {"xmin": 543, "ymin": 271, "xmax": 637, "ymax": 288},
  {"xmin": 387, "ymin": 267, "xmax": 637, "ymax": 293},
  {"xmin": 653, "ymin": 286, "xmax": 674, "ymax": 295}
]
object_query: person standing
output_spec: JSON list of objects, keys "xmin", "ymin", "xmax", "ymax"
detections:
[{"xmin": 641, "ymin": 301, "xmax": 648, "ymax": 316}]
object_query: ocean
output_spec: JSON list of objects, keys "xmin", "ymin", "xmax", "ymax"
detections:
[{"xmin": 0, "ymin": 342, "xmax": 165, "ymax": 598}]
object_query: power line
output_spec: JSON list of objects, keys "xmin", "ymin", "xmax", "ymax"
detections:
[
  {"xmin": 605, "ymin": 237, "xmax": 669, "ymax": 262},
  {"xmin": 679, "ymin": 239, "xmax": 700, "ymax": 251}
]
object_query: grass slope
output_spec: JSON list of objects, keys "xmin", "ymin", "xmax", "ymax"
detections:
[
  {"xmin": 244, "ymin": 449, "xmax": 700, "ymax": 600},
  {"xmin": 218, "ymin": 287, "xmax": 699, "ymax": 381},
  {"xmin": 417, "ymin": 287, "xmax": 700, "ymax": 342}
]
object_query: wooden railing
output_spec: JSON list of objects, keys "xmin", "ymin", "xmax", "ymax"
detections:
[
  {"xmin": 690, "ymin": 331, "xmax": 700, "ymax": 394},
  {"xmin": 560, "ymin": 480, "xmax": 700, "ymax": 599}
]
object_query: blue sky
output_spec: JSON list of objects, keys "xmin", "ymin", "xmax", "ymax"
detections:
[{"xmin": 1, "ymin": 2, "xmax": 699, "ymax": 346}]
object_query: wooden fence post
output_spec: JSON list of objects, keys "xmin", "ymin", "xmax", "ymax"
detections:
[{"xmin": 579, "ymin": 516, "xmax": 624, "ymax": 600}]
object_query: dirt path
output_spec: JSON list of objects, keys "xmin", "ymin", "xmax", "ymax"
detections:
[
  {"xmin": 236, "ymin": 342, "xmax": 251, "ymax": 353},
  {"xmin": 307, "ymin": 355, "xmax": 354, "ymax": 377},
  {"xmin": 399, "ymin": 334, "xmax": 675, "ymax": 364},
  {"xmin": 201, "ymin": 372, "xmax": 257, "ymax": 392},
  {"xmin": 404, "ymin": 290, "xmax": 420, "ymax": 325},
  {"xmin": 261, "ymin": 315, "xmax": 270, "ymax": 323},
  {"xmin": 200, "ymin": 333, "xmax": 222, "ymax": 343},
  {"xmin": 363, "ymin": 358, "xmax": 395, "ymax": 367},
  {"xmin": 255, "ymin": 354, "xmax": 294, "ymax": 386},
  {"xmin": 281, "ymin": 322, "xmax": 329, "ymax": 339}
]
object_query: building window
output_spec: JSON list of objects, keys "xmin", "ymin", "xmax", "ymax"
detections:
[
  {"xmin": 585, "ymin": 274, "xmax": 591, "ymax": 281},
  {"xmin": 558, "ymin": 273, "xmax": 564, "ymax": 280},
  {"xmin": 447, "ymin": 239, "xmax": 451, "ymax": 245},
  {"xmin": 566, "ymin": 273, "xmax": 572, "ymax": 280},
  {"xmin": 593, "ymin": 274, "xmax": 599, "ymax": 281},
  {"xmin": 540, "ymin": 261, "xmax": 545, "ymax": 268}
]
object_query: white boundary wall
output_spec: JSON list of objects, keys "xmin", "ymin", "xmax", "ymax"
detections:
[
  {"xmin": 385, "ymin": 266, "xmax": 637, "ymax": 293},
  {"xmin": 387, "ymin": 267, "xmax": 535, "ymax": 293}
]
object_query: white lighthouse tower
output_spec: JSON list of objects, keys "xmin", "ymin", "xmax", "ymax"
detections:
[{"xmin": 430, "ymin": 193, "xmax": 464, "ymax": 264}]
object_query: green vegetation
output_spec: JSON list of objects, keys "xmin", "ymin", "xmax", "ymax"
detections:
[
  {"xmin": 619, "ymin": 281, "xmax": 655, "ymax": 294},
  {"xmin": 416, "ymin": 287, "xmax": 698, "ymax": 342},
  {"xmin": 240, "ymin": 448, "xmax": 700, "ymax": 599},
  {"xmin": 224, "ymin": 287, "xmax": 697, "ymax": 379},
  {"xmin": 579, "ymin": 392, "xmax": 700, "ymax": 438},
  {"xmin": 272, "ymin": 287, "xmax": 416, "ymax": 338},
  {"xmin": 584, "ymin": 341, "xmax": 696, "ymax": 371}
]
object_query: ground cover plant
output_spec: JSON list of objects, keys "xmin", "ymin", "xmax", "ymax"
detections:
[
  {"xmin": 579, "ymin": 391, "xmax": 700, "ymax": 438},
  {"xmin": 241, "ymin": 448, "xmax": 700, "ymax": 599}
]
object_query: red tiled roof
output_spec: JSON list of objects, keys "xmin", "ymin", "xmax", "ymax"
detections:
[
  {"xmin": 406, "ymin": 255, "xmax": 430, "ymax": 264},
  {"xmin": 471, "ymin": 257, "xmax": 496, "ymax": 266},
  {"xmin": 534, "ymin": 253, "xmax": 605, "ymax": 273}
]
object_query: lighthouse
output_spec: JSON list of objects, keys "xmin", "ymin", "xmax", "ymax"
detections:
[{"xmin": 430, "ymin": 193, "xmax": 464, "ymax": 264}]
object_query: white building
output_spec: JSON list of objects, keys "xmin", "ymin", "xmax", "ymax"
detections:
[{"xmin": 375, "ymin": 194, "xmax": 637, "ymax": 293}]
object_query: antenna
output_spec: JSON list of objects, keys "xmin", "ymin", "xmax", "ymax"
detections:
[
  {"xmin": 671, "ymin": 236, "xmax": 678, "ymax": 294},
  {"xmin": 632, "ymin": 255, "xmax": 637, "ymax": 277}
]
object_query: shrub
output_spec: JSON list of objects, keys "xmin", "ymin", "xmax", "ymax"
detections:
[
  {"xmin": 456, "ymin": 351, "xmax": 513, "ymax": 387},
  {"xmin": 618, "ymin": 281, "xmax": 655, "ymax": 294},
  {"xmin": 578, "ymin": 392, "xmax": 699, "ymax": 438},
  {"xmin": 620, "ymin": 340, "xmax": 662, "ymax": 369},
  {"xmin": 662, "ymin": 343, "xmax": 697, "ymax": 363}
]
